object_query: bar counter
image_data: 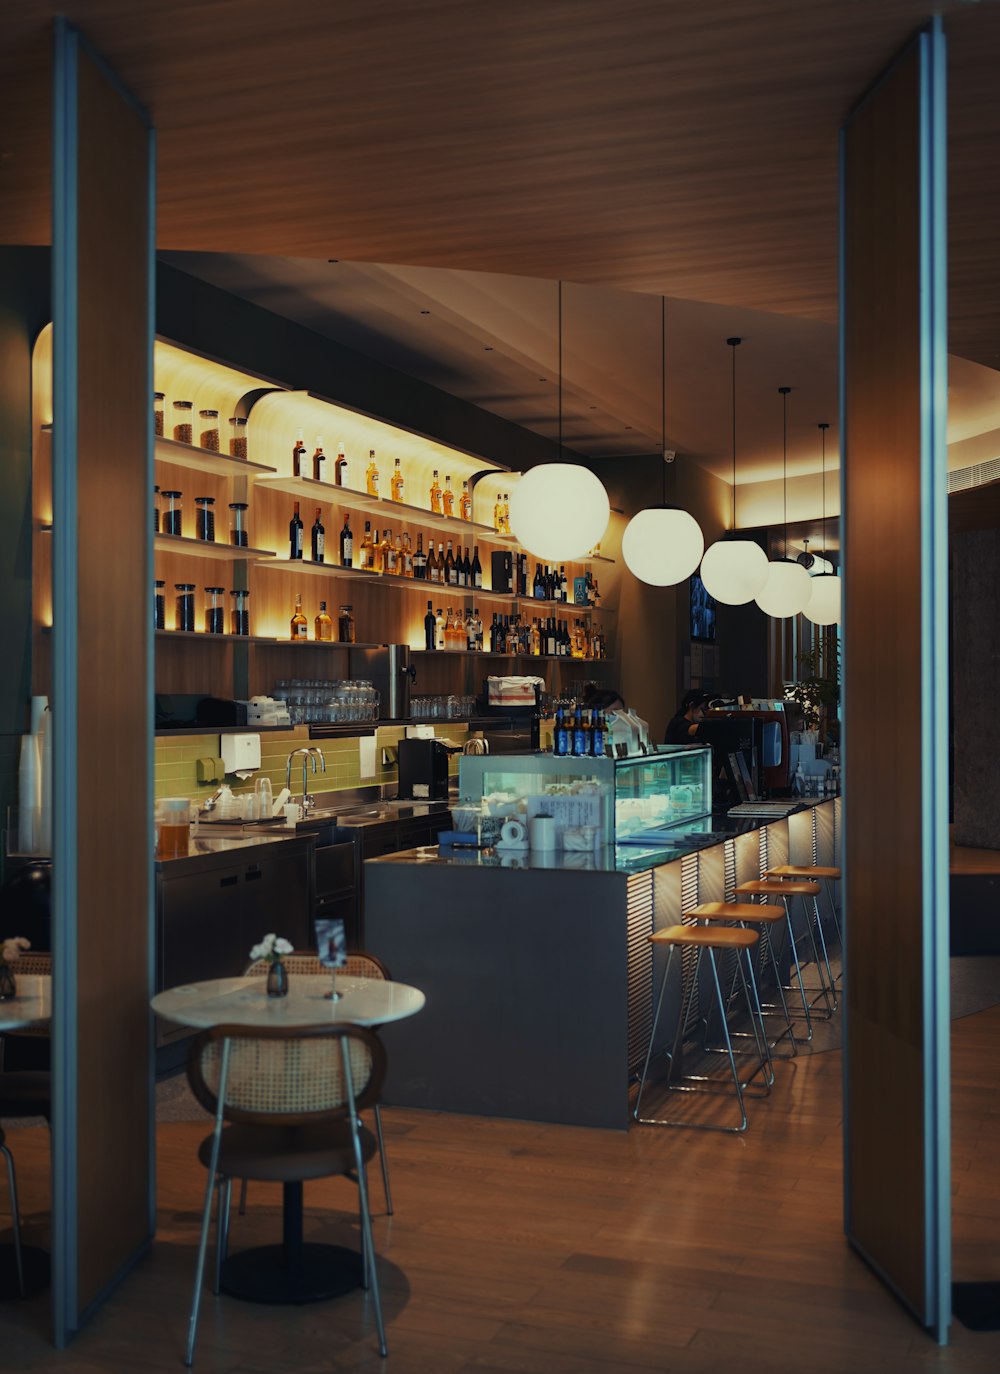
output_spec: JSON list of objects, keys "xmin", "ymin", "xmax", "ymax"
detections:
[{"xmin": 365, "ymin": 798, "xmax": 840, "ymax": 1129}]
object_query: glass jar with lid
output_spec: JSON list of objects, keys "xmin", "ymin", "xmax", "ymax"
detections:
[
  {"xmin": 337, "ymin": 605, "xmax": 356, "ymax": 644},
  {"xmin": 175, "ymin": 583, "xmax": 196, "ymax": 633},
  {"xmin": 153, "ymin": 392, "xmax": 165, "ymax": 437},
  {"xmin": 204, "ymin": 586, "xmax": 225, "ymax": 635},
  {"xmin": 154, "ymin": 579, "xmax": 165, "ymax": 630},
  {"xmin": 162, "ymin": 490, "xmax": 183, "ymax": 536},
  {"xmin": 194, "ymin": 495, "xmax": 215, "ymax": 542},
  {"xmin": 228, "ymin": 501, "xmax": 249, "ymax": 547},
  {"xmin": 172, "ymin": 400, "xmax": 193, "ymax": 444},
  {"xmin": 199, "ymin": 409, "xmax": 220, "ymax": 451},
  {"xmin": 229, "ymin": 416, "xmax": 248, "ymax": 460},
  {"xmin": 230, "ymin": 589, "xmax": 250, "ymax": 637}
]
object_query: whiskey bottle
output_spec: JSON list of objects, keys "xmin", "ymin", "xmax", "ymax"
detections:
[
  {"xmin": 460, "ymin": 479, "xmax": 473, "ymax": 521},
  {"xmin": 289, "ymin": 501, "xmax": 304, "ymax": 560},
  {"xmin": 502, "ymin": 493, "xmax": 511, "ymax": 534},
  {"xmin": 442, "ymin": 475, "xmax": 455, "ymax": 517},
  {"xmin": 424, "ymin": 600, "xmax": 436, "ymax": 651},
  {"xmin": 339, "ymin": 513, "xmax": 353, "ymax": 568},
  {"xmin": 315, "ymin": 599, "xmax": 333, "ymax": 642},
  {"xmin": 430, "ymin": 469, "xmax": 442, "ymax": 514},
  {"xmin": 290, "ymin": 591, "xmax": 308, "ymax": 640},
  {"xmin": 358, "ymin": 520, "xmax": 374, "ymax": 571},
  {"xmin": 401, "ymin": 530, "xmax": 414, "ymax": 578},
  {"xmin": 312, "ymin": 437, "xmax": 326, "ymax": 482},
  {"xmin": 413, "ymin": 532, "xmax": 428, "ymax": 580},
  {"xmin": 390, "ymin": 456, "xmax": 404, "ymax": 503},
  {"xmin": 292, "ymin": 428, "xmax": 307, "ymax": 478},
  {"xmin": 334, "ymin": 443, "xmax": 348, "ymax": 487},
  {"xmin": 337, "ymin": 604, "xmax": 356, "ymax": 644},
  {"xmin": 365, "ymin": 448, "xmax": 380, "ymax": 497},
  {"xmin": 311, "ymin": 506, "xmax": 325, "ymax": 562},
  {"xmin": 382, "ymin": 528, "xmax": 397, "ymax": 575},
  {"xmin": 493, "ymin": 493, "xmax": 504, "ymax": 532}
]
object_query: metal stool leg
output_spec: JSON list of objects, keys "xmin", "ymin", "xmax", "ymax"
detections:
[
  {"xmin": 757, "ymin": 921, "xmax": 798, "ymax": 1058},
  {"xmin": 373, "ymin": 1103, "xmax": 393, "ymax": 1215},
  {"xmin": 634, "ymin": 946, "xmax": 678, "ymax": 1121},
  {"xmin": 781, "ymin": 897, "xmax": 814, "ymax": 1041}
]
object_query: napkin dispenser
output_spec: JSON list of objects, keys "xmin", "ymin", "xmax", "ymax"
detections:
[{"xmin": 397, "ymin": 737, "xmax": 450, "ymax": 801}]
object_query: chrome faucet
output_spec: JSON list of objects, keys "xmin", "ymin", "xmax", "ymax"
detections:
[{"xmin": 286, "ymin": 747, "xmax": 316, "ymax": 810}]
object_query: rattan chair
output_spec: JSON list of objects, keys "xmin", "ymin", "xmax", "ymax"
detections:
[
  {"xmin": 183, "ymin": 1021, "xmax": 388, "ymax": 1365},
  {"xmin": 241, "ymin": 950, "xmax": 394, "ymax": 1214}
]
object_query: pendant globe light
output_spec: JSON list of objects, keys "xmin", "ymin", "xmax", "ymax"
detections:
[
  {"xmin": 699, "ymin": 336, "xmax": 769, "ymax": 603},
  {"xmin": 508, "ymin": 280, "xmax": 610, "ymax": 562},
  {"xmin": 804, "ymin": 422, "xmax": 842, "ymax": 625},
  {"xmin": 754, "ymin": 386, "xmax": 813, "ymax": 618},
  {"xmin": 621, "ymin": 297, "xmax": 704, "ymax": 586}
]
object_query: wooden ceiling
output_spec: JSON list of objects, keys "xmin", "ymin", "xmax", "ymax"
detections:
[{"xmin": 1, "ymin": 0, "xmax": 998, "ymax": 366}]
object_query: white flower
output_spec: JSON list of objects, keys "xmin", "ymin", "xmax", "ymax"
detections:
[
  {"xmin": 249, "ymin": 932, "xmax": 292, "ymax": 963},
  {"xmin": 273, "ymin": 937, "xmax": 294, "ymax": 956},
  {"xmin": 1, "ymin": 936, "xmax": 30, "ymax": 965}
]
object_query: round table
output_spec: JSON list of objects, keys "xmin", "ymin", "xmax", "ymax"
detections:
[
  {"xmin": 0, "ymin": 973, "xmax": 52, "ymax": 1298},
  {"xmin": 151, "ymin": 972, "xmax": 424, "ymax": 1305}
]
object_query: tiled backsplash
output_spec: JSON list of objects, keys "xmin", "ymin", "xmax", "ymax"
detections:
[{"xmin": 154, "ymin": 724, "xmax": 468, "ymax": 802}]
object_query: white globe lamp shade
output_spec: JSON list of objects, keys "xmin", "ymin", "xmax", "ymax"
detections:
[
  {"xmin": 508, "ymin": 464, "xmax": 610, "ymax": 562},
  {"xmin": 804, "ymin": 573, "xmax": 841, "ymax": 625},
  {"xmin": 621, "ymin": 507, "xmax": 705, "ymax": 586},
  {"xmin": 755, "ymin": 558, "xmax": 813, "ymax": 618},
  {"xmin": 699, "ymin": 538, "xmax": 769, "ymax": 605}
]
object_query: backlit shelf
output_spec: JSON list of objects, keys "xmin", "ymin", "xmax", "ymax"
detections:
[{"xmin": 155, "ymin": 533, "xmax": 275, "ymax": 561}]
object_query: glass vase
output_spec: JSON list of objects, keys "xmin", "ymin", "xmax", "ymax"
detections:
[
  {"xmin": 0, "ymin": 963, "xmax": 16, "ymax": 1001},
  {"xmin": 266, "ymin": 959, "xmax": 288, "ymax": 998}
]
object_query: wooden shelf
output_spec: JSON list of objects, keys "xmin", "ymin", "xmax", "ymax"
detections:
[
  {"xmin": 154, "ymin": 533, "xmax": 275, "ymax": 561},
  {"xmin": 250, "ymin": 637, "xmax": 384, "ymax": 650},
  {"xmin": 155, "ymin": 629, "xmax": 236, "ymax": 642},
  {"xmin": 412, "ymin": 650, "xmax": 613, "ymax": 663},
  {"xmin": 155, "ymin": 435, "xmax": 276, "ymax": 478},
  {"xmin": 254, "ymin": 474, "xmax": 499, "ymax": 538}
]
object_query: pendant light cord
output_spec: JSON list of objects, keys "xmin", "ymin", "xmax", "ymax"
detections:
[
  {"xmin": 727, "ymin": 337, "xmax": 741, "ymax": 528},
  {"xmin": 779, "ymin": 386, "xmax": 791, "ymax": 557},
  {"xmin": 557, "ymin": 279, "xmax": 563, "ymax": 462},
  {"xmin": 661, "ymin": 296, "xmax": 667, "ymax": 505},
  {"xmin": 818, "ymin": 422, "xmax": 829, "ymax": 557}
]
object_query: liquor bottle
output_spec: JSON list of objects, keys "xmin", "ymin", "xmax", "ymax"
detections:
[
  {"xmin": 292, "ymin": 428, "xmax": 307, "ymax": 478},
  {"xmin": 383, "ymin": 528, "xmax": 397, "ymax": 575},
  {"xmin": 533, "ymin": 564, "xmax": 545, "ymax": 599},
  {"xmin": 371, "ymin": 526, "xmax": 385, "ymax": 575},
  {"xmin": 426, "ymin": 541, "xmax": 439, "ymax": 583},
  {"xmin": 430, "ymin": 469, "xmax": 442, "ymax": 514},
  {"xmin": 339, "ymin": 513, "xmax": 353, "ymax": 568},
  {"xmin": 530, "ymin": 618, "xmax": 541, "ymax": 656},
  {"xmin": 572, "ymin": 704, "xmax": 590, "ymax": 757},
  {"xmin": 393, "ymin": 532, "xmax": 403, "ymax": 574},
  {"xmin": 413, "ymin": 532, "xmax": 428, "ymax": 580},
  {"xmin": 334, "ymin": 443, "xmax": 348, "ymax": 487},
  {"xmin": 337, "ymin": 604, "xmax": 356, "ymax": 643},
  {"xmin": 289, "ymin": 501, "xmax": 304, "ymax": 560},
  {"xmin": 474, "ymin": 608, "xmax": 484, "ymax": 652},
  {"xmin": 434, "ymin": 607, "xmax": 445, "ymax": 651},
  {"xmin": 365, "ymin": 448, "xmax": 380, "ymax": 497},
  {"xmin": 546, "ymin": 618, "xmax": 557, "ymax": 656},
  {"xmin": 401, "ymin": 530, "xmax": 414, "ymax": 577},
  {"xmin": 442, "ymin": 475, "xmax": 455, "ymax": 517},
  {"xmin": 444, "ymin": 608, "xmax": 458, "ymax": 651},
  {"xmin": 315, "ymin": 599, "xmax": 333, "ymax": 641},
  {"xmin": 489, "ymin": 612, "xmax": 500, "ymax": 652},
  {"xmin": 517, "ymin": 552, "xmax": 529, "ymax": 596},
  {"xmin": 554, "ymin": 705, "xmax": 570, "ymax": 757},
  {"xmin": 493, "ymin": 492, "xmax": 504, "ymax": 532},
  {"xmin": 424, "ymin": 600, "xmax": 436, "ymax": 651},
  {"xmin": 471, "ymin": 546, "xmax": 482, "ymax": 589},
  {"xmin": 311, "ymin": 506, "xmax": 325, "ymax": 562},
  {"xmin": 290, "ymin": 591, "xmax": 308, "ymax": 640},
  {"xmin": 390, "ymin": 456, "xmax": 404, "ymax": 502},
  {"xmin": 591, "ymin": 710, "xmax": 606, "ymax": 758},
  {"xmin": 558, "ymin": 565, "xmax": 568, "ymax": 602},
  {"xmin": 455, "ymin": 546, "xmax": 466, "ymax": 588},
  {"xmin": 465, "ymin": 609, "xmax": 477, "ymax": 651},
  {"xmin": 359, "ymin": 520, "xmax": 374, "ymax": 571},
  {"xmin": 444, "ymin": 540, "xmax": 456, "ymax": 585},
  {"xmin": 461, "ymin": 546, "xmax": 472, "ymax": 587},
  {"xmin": 312, "ymin": 437, "xmax": 326, "ymax": 482},
  {"xmin": 437, "ymin": 542, "xmax": 446, "ymax": 583},
  {"xmin": 502, "ymin": 493, "xmax": 511, "ymax": 534},
  {"xmin": 460, "ymin": 479, "xmax": 473, "ymax": 521}
]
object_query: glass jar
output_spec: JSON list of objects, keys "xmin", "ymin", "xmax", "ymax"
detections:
[
  {"xmin": 338, "ymin": 604, "xmax": 356, "ymax": 644},
  {"xmin": 175, "ymin": 583, "xmax": 196, "ymax": 633},
  {"xmin": 204, "ymin": 586, "xmax": 225, "ymax": 635},
  {"xmin": 154, "ymin": 484, "xmax": 160, "ymax": 533},
  {"xmin": 194, "ymin": 495, "xmax": 215, "ymax": 542},
  {"xmin": 199, "ymin": 409, "xmax": 220, "ymax": 451},
  {"xmin": 154, "ymin": 579, "xmax": 165, "ymax": 630},
  {"xmin": 229, "ymin": 416, "xmax": 248, "ymax": 460},
  {"xmin": 172, "ymin": 400, "xmax": 193, "ymax": 443},
  {"xmin": 230, "ymin": 589, "xmax": 250, "ymax": 637},
  {"xmin": 153, "ymin": 392, "xmax": 165, "ymax": 437},
  {"xmin": 228, "ymin": 501, "xmax": 249, "ymax": 548},
  {"xmin": 161, "ymin": 490, "xmax": 183, "ymax": 536}
]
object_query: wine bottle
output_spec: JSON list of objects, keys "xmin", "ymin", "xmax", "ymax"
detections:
[
  {"xmin": 292, "ymin": 428, "xmax": 307, "ymax": 478},
  {"xmin": 444, "ymin": 540, "xmax": 456, "ymax": 585},
  {"xmin": 340, "ymin": 513, "xmax": 353, "ymax": 568},
  {"xmin": 533, "ymin": 564, "xmax": 545, "ymax": 599},
  {"xmin": 390, "ymin": 456, "xmax": 404, "ymax": 502},
  {"xmin": 289, "ymin": 501, "xmax": 304, "ymax": 560},
  {"xmin": 414, "ymin": 532, "xmax": 428, "ymax": 580},
  {"xmin": 460, "ymin": 479, "xmax": 473, "ymax": 521},
  {"xmin": 311, "ymin": 506, "xmax": 325, "ymax": 562},
  {"xmin": 461, "ymin": 547, "xmax": 472, "ymax": 588},
  {"xmin": 465, "ymin": 609, "xmax": 477, "ymax": 651},
  {"xmin": 424, "ymin": 599, "xmax": 436, "ymax": 651},
  {"xmin": 290, "ymin": 591, "xmax": 308, "ymax": 640},
  {"xmin": 442, "ymin": 475, "xmax": 455, "ymax": 517},
  {"xmin": 312, "ymin": 437, "xmax": 326, "ymax": 482},
  {"xmin": 315, "ymin": 599, "xmax": 333, "ymax": 641},
  {"xmin": 430, "ymin": 469, "xmax": 442, "ymax": 514},
  {"xmin": 471, "ymin": 545, "xmax": 482, "ymax": 589},
  {"xmin": 365, "ymin": 448, "xmax": 379, "ymax": 497},
  {"xmin": 335, "ymin": 443, "xmax": 348, "ymax": 487}
]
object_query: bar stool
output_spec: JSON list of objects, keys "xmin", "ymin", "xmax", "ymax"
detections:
[
  {"xmin": 687, "ymin": 902, "xmax": 798, "ymax": 1059},
  {"xmin": 634, "ymin": 925, "xmax": 767, "ymax": 1134},
  {"xmin": 766, "ymin": 864, "xmax": 843, "ymax": 973},
  {"xmin": 735, "ymin": 878, "xmax": 835, "ymax": 1035}
]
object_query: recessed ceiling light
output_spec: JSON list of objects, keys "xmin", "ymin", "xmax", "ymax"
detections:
[
  {"xmin": 327, "ymin": 259, "xmax": 339, "ymax": 264},
  {"xmin": 420, "ymin": 309, "xmax": 430, "ymax": 315},
  {"xmin": 484, "ymin": 346, "xmax": 494, "ymax": 351},
  {"xmin": 538, "ymin": 377, "xmax": 547, "ymax": 382}
]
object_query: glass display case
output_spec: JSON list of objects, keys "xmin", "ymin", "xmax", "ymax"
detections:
[{"xmin": 456, "ymin": 744, "xmax": 712, "ymax": 851}]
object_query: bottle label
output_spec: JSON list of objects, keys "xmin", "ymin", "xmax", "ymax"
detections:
[
  {"xmin": 294, "ymin": 622, "xmax": 307, "ymax": 638},
  {"xmin": 315, "ymin": 532, "xmax": 324, "ymax": 558},
  {"xmin": 295, "ymin": 529, "xmax": 303, "ymax": 555}
]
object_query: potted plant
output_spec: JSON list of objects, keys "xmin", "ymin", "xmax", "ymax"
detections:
[{"xmin": 785, "ymin": 645, "xmax": 841, "ymax": 742}]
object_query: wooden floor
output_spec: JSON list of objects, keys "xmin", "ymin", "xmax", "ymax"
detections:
[{"xmin": 3, "ymin": 1007, "xmax": 1000, "ymax": 1374}]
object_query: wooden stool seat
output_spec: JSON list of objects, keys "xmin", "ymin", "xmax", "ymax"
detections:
[
  {"xmin": 736, "ymin": 878, "xmax": 820, "ymax": 897},
  {"xmin": 688, "ymin": 902, "xmax": 786, "ymax": 924},
  {"xmin": 650, "ymin": 925, "xmax": 758, "ymax": 951},
  {"xmin": 767, "ymin": 864, "xmax": 841, "ymax": 881}
]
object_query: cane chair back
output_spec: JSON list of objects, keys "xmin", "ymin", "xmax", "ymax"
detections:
[{"xmin": 242, "ymin": 949, "xmax": 391, "ymax": 981}]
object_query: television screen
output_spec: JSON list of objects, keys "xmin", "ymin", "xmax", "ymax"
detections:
[{"xmin": 690, "ymin": 573, "xmax": 716, "ymax": 642}]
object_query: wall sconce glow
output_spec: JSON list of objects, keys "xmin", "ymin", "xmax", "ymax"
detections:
[
  {"xmin": 803, "ymin": 573, "xmax": 841, "ymax": 625},
  {"xmin": 622, "ymin": 506, "xmax": 705, "ymax": 586},
  {"xmin": 699, "ymin": 538, "xmax": 769, "ymax": 604},
  {"xmin": 508, "ymin": 463, "xmax": 610, "ymax": 561},
  {"xmin": 754, "ymin": 557, "xmax": 813, "ymax": 617}
]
